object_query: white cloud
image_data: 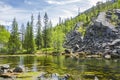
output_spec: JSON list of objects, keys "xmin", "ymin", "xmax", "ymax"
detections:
[
  {"xmin": 46, "ymin": 0, "xmax": 81, "ymax": 5},
  {"xmin": 0, "ymin": 21, "xmax": 12, "ymax": 26},
  {"xmin": 24, "ymin": 0, "xmax": 33, "ymax": 5},
  {"xmin": 0, "ymin": 1, "xmax": 12, "ymax": 11},
  {"xmin": 89, "ymin": 0, "xmax": 106, "ymax": 6},
  {"xmin": 0, "ymin": 0, "xmax": 106, "ymax": 27},
  {"xmin": 0, "ymin": 1, "xmax": 33, "ymax": 27},
  {"xmin": 44, "ymin": 4, "xmax": 79, "ymax": 26}
]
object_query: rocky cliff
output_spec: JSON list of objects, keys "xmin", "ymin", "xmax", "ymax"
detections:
[{"xmin": 64, "ymin": 9, "xmax": 120, "ymax": 57}]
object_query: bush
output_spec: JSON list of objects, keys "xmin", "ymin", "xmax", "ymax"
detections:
[{"xmin": 0, "ymin": 47, "xmax": 8, "ymax": 53}]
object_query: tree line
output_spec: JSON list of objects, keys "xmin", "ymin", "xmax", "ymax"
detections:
[{"xmin": 7, "ymin": 12, "xmax": 54, "ymax": 54}]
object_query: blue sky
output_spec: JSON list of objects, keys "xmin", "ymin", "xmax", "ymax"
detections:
[{"xmin": 0, "ymin": 0, "xmax": 106, "ymax": 27}]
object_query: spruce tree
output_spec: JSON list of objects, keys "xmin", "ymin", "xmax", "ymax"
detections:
[
  {"xmin": 43, "ymin": 12, "xmax": 50, "ymax": 48},
  {"xmin": 48, "ymin": 20, "xmax": 53, "ymax": 47},
  {"xmin": 24, "ymin": 15, "xmax": 36, "ymax": 53},
  {"xmin": 35, "ymin": 13, "xmax": 43, "ymax": 50},
  {"xmin": 23, "ymin": 22, "xmax": 30, "ymax": 52},
  {"xmin": 8, "ymin": 18, "xmax": 21, "ymax": 53},
  {"xmin": 29, "ymin": 14, "xmax": 36, "ymax": 53},
  {"xmin": 20, "ymin": 24, "xmax": 25, "ymax": 50}
]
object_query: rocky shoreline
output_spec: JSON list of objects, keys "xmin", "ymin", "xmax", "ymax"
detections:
[{"xmin": 0, "ymin": 64, "xmax": 72, "ymax": 80}]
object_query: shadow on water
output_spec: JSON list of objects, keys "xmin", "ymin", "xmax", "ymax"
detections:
[{"xmin": 0, "ymin": 55, "xmax": 120, "ymax": 80}]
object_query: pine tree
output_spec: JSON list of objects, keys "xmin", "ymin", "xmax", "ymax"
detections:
[
  {"xmin": 8, "ymin": 18, "xmax": 21, "ymax": 53},
  {"xmin": 43, "ymin": 12, "xmax": 50, "ymax": 48},
  {"xmin": 48, "ymin": 20, "xmax": 53, "ymax": 47},
  {"xmin": 23, "ymin": 22, "xmax": 30, "ymax": 52},
  {"xmin": 20, "ymin": 24, "xmax": 25, "ymax": 50},
  {"xmin": 23, "ymin": 15, "xmax": 36, "ymax": 53},
  {"xmin": 29, "ymin": 14, "xmax": 36, "ymax": 53},
  {"xmin": 35, "ymin": 13, "xmax": 43, "ymax": 50}
]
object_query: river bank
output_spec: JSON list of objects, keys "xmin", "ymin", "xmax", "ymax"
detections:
[{"xmin": 0, "ymin": 55, "xmax": 120, "ymax": 80}]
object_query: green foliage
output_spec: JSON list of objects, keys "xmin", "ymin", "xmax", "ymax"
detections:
[
  {"xmin": 78, "ymin": 26, "xmax": 86, "ymax": 36},
  {"xmin": 111, "ymin": 13, "xmax": 118, "ymax": 25},
  {"xmin": 51, "ymin": 26, "xmax": 65, "ymax": 52},
  {"xmin": 0, "ymin": 25, "xmax": 10, "ymax": 43},
  {"xmin": 0, "ymin": 47, "xmax": 8, "ymax": 53},
  {"xmin": 8, "ymin": 18, "xmax": 21, "ymax": 53}
]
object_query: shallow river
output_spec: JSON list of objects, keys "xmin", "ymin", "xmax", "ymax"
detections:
[{"xmin": 0, "ymin": 55, "xmax": 120, "ymax": 80}]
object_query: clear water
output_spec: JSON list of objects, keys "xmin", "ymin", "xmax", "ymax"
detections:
[{"xmin": 0, "ymin": 55, "xmax": 120, "ymax": 80}]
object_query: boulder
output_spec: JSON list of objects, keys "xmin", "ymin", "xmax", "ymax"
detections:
[
  {"xmin": 104, "ymin": 54, "xmax": 111, "ymax": 59},
  {"xmin": 13, "ymin": 66, "xmax": 24, "ymax": 73},
  {"xmin": 114, "ymin": 9, "xmax": 120, "ymax": 19},
  {"xmin": 63, "ymin": 74, "xmax": 70, "ymax": 80},
  {"xmin": 106, "ymin": 10, "xmax": 112, "ymax": 15},
  {"xmin": 1, "ymin": 64, "xmax": 10, "ymax": 70},
  {"xmin": 0, "ymin": 64, "xmax": 10, "ymax": 74},
  {"xmin": 64, "ymin": 49, "xmax": 71, "ymax": 54},
  {"xmin": 0, "ymin": 69, "xmax": 4, "ymax": 75},
  {"xmin": 110, "ymin": 39, "xmax": 120, "ymax": 46},
  {"xmin": 51, "ymin": 73, "xmax": 59, "ymax": 80}
]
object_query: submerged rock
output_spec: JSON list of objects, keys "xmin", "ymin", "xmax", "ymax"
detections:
[
  {"xmin": 104, "ymin": 54, "xmax": 111, "ymax": 59},
  {"xmin": 13, "ymin": 66, "xmax": 24, "ymax": 73},
  {"xmin": 1, "ymin": 64, "xmax": 10, "ymax": 70},
  {"xmin": 94, "ymin": 76, "xmax": 99, "ymax": 80},
  {"xmin": 0, "ymin": 69, "xmax": 4, "ymax": 75},
  {"xmin": 38, "ymin": 73, "xmax": 71, "ymax": 80},
  {"xmin": 0, "ymin": 64, "xmax": 10, "ymax": 74}
]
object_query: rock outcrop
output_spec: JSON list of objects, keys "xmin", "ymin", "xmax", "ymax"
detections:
[
  {"xmin": 64, "ymin": 22, "xmax": 83, "ymax": 52},
  {"xmin": 64, "ymin": 9, "xmax": 120, "ymax": 57}
]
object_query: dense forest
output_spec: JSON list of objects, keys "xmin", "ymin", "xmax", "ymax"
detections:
[{"xmin": 0, "ymin": 0, "xmax": 120, "ymax": 54}]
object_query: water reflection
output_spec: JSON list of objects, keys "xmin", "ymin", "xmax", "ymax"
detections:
[
  {"xmin": 32, "ymin": 57, "xmax": 37, "ymax": 72},
  {"xmin": 19, "ymin": 56, "xmax": 24, "ymax": 66},
  {"xmin": 0, "ymin": 55, "xmax": 120, "ymax": 80}
]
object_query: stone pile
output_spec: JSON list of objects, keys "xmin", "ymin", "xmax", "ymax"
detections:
[
  {"xmin": 64, "ymin": 9, "xmax": 120, "ymax": 57},
  {"xmin": 64, "ymin": 22, "xmax": 83, "ymax": 52}
]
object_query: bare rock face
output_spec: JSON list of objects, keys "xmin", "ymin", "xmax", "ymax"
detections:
[
  {"xmin": 64, "ymin": 30, "xmax": 82, "ymax": 52},
  {"xmin": 63, "ymin": 22, "xmax": 83, "ymax": 52},
  {"xmin": 82, "ymin": 11, "xmax": 120, "ymax": 55},
  {"xmin": 82, "ymin": 12, "xmax": 117, "ymax": 53},
  {"xmin": 64, "ymin": 9, "xmax": 120, "ymax": 57}
]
